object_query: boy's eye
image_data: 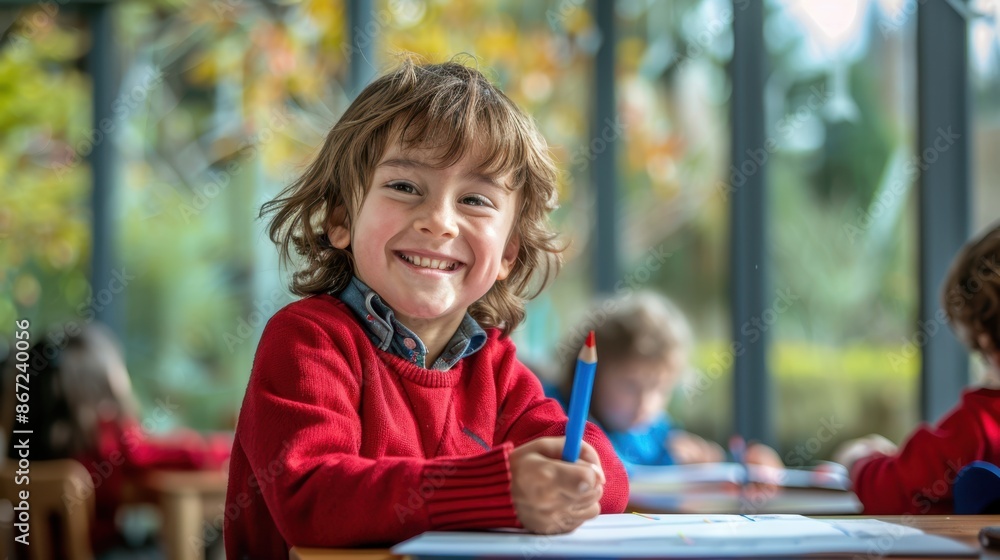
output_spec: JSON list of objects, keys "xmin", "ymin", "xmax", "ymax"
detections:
[
  {"xmin": 461, "ymin": 195, "xmax": 490, "ymax": 207},
  {"xmin": 388, "ymin": 181, "xmax": 417, "ymax": 194}
]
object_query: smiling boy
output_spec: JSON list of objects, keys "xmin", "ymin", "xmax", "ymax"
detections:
[
  {"xmin": 324, "ymin": 143, "xmax": 521, "ymax": 369},
  {"xmin": 224, "ymin": 58, "xmax": 628, "ymax": 558}
]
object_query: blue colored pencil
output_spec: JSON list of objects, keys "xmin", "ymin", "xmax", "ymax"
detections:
[{"xmin": 562, "ymin": 330, "xmax": 597, "ymax": 463}]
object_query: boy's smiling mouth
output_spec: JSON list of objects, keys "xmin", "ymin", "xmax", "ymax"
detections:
[{"xmin": 394, "ymin": 251, "xmax": 463, "ymax": 272}]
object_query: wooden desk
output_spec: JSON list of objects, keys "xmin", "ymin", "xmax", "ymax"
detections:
[
  {"xmin": 288, "ymin": 515, "xmax": 1000, "ymax": 560},
  {"xmin": 290, "ymin": 551, "xmax": 401, "ymax": 560},
  {"xmin": 139, "ymin": 469, "xmax": 228, "ymax": 560}
]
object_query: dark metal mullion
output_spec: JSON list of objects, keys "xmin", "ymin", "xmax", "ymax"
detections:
[
  {"xmin": 729, "ymin": 0, "xmax": 772, "ymax": 445},
  {"xmin": 348, "ymin": 0, "xmax": 376, "ymax": 99},
  {"xmin": 592, "ymin": 0, "xmax": 622, "ymax": 295},
  {"xmin": 86, "ymin": 2, "xmax": 119, "ymax": 333},
  {"xmin": 916, "ymin": 0, "xmax": 971, "ymax": 422}
]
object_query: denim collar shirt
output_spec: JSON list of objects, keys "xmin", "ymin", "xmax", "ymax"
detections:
[{"xmin": 334, "ymin": 275, "xmax": 488, "ymax": 371}]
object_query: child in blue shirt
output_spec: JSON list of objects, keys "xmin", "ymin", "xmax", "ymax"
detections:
[{"xmin": 546, "ymin": 291, "xmax": 780, "ymax": 470}]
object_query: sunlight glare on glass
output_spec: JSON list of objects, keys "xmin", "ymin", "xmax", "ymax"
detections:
[
  {"xmin": 784, "ymin": 0, "xmax": 867, "ymax": 56},
  {"xmin": 875, "ymin": 0, "xmax": 909, "ymax": 22},
  {"xmin": 971, "ymin": 19, "xmax": 998, "ymax": 76},
  {"xmin": 970, "ymin": 0, "xmax": 1000, "ymax": 77}
]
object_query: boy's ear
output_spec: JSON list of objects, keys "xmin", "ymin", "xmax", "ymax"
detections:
[
  {"xmin": 497, "ymin": 232, "xmax": 520, "ymax": 281},
  {"xmin": 325, "ymin": 205, "xmax": 351, "ymax": 249},
  {"xmin": 979, "ymin": 332, "xmax": 1000, "ymax": 369}
]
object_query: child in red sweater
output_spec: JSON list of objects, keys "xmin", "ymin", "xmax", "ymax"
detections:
[
  {"xmin": 8, "ymin": 323, "xmax": 231, "ymax": 555},
  {"xmin": 834, "ymin": 222, "xmax": 1000, "ymax": 514},
  {"xmin": 224, "ymin": 57, "xmax": 629, "ymax": 557}
]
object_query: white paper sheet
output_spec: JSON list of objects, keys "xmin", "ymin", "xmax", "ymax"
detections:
[{"xmin": 392, "ymin": 514, "xmax": 976, "ymax": 558}]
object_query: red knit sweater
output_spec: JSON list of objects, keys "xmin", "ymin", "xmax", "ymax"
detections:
[
  {"xmin": 852, "ymin": 387, "xmax": 1000, "ymax": 514},
  {"xmin": 224, "ymin": 295, "xmax": 628, "ymax": 558}
]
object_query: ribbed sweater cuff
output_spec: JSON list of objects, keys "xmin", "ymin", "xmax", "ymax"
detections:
[{"xmin": 424, "ymin": 442, "xmax": 520, "ymax": 530}]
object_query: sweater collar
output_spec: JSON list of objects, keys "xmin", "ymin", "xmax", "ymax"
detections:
[{"xmin": 334, "ymin": 276, "xmax": 487, "ymax": 371}]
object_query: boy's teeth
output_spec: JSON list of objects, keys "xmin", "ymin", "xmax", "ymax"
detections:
[{"xmin": 402, "ymin": 253, "xmax": 456, "ymax": 270}]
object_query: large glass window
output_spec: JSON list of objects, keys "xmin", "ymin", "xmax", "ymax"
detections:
[
  {"xmin": 970, "ymin": 0, "xmax": 1000, "ymax": 384},
  {"xmin": 0, "ymin": 7, "xmax": 91, "ymax": 332},
  {"xmin": 767, "ymin": 0, "xmax": 919, "ymax": 458},
  {"xmin": 114, "ymin": 1, "xmax": 351, "ymax": 428},
  {"xmin": 613, "ymin": 0, "xmax": 733, "ymax": 443}
]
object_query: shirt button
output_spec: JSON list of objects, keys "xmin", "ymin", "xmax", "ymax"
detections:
[{"xmin": 403, "ymin": 338, "xmax": 417, "ymax": 350}]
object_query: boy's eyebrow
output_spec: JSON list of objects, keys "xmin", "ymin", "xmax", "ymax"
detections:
[{"xmin": 379, "ymin": 157, "xmax": 508, "ymax": 190}]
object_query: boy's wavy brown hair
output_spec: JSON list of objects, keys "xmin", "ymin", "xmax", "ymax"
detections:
[
  {"xmin": 942, "ymin": 221, "xmax": 1000, "ymax": 355},
  {"xmin": 261, "ymin": 55, "xmax": 564, "ymax": 335}
]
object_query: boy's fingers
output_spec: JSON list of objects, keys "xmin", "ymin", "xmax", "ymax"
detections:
[
  {"xmin": 530, "ymin": 436, "xmax": 571, "ymax": 460},
  {"xmin": 577, "ymin": 442, "xmax": 606, "ymax": 484},
  {"xmin": 554, "ymin": 461, "xmax": 599, "ymax": 496},
  {"xmin": 576, "ymin": 500, "xmax": 601, "ymax": 520}
]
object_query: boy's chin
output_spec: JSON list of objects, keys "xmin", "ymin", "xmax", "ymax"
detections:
[{"xmin": 392, "ymin": 302, "xmax": 465, "ymax": 324}]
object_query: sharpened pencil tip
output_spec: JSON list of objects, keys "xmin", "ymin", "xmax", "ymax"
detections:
[{"xmin": 585, "ymin": 330, "xmax": 595, "ymax": 348}]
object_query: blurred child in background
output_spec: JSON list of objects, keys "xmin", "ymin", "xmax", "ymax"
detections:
[
  {"xmin": 546, "ymin": 291, "xmax": 782, "ymax": 470},
  {"xmin": 6, "ymin": 323, "xmax": 231, "ymax": 554},
  {"xmin": 834, "ymin": 222, "xmax": 1000, "ymax": 514}
]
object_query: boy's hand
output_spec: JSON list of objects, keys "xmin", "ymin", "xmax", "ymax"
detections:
[
  {"xmin": 745, "ymin": 442, "xmax": 784, "ymax": 469},
  {"xmin": 509, "ymin": 437, "xmax": 605, "ymax": 535},
  {"xmin": 666, "ymin": 431, "xmax": 725, "ymax": 464},
  {"xmin": 833, "ymin": 434, "xmax": 898, "ymax": 472}
]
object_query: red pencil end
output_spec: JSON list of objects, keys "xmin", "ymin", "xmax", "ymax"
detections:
[{"xmin": 585, "ymin": 330, "xmax": 595, "ymax": 348}]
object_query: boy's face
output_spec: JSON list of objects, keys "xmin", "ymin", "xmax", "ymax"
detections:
[
  {"xmin": 592, "ymin": 353, "xmax": 686, "ymax": 433},
  {"xmin": 329, "ymin": 143, "xmax": 520, "ymax": 335}
]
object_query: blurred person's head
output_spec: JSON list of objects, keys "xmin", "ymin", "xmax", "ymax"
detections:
[
  {"xmin": 262, "ymin": 55, "xmax": 563, "ymax": 335},
  {"xmin": 561, "ymin": 291, "xmax": 693, "ymax": 433},
  {"xmin": 943, "ymin": 221, "xmax": 1000, "ymax": 376},
  {"xmin": 6, "ymin": 323, "xmax": 139, "ymax": 460}
]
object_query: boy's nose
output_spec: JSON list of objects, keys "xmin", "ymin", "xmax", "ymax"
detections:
[{"xmin": 414, "ymin": 200, "xmax": 459, "ymax": 238}]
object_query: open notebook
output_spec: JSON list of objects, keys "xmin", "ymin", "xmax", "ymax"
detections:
[{"xmin": 393, "ymin": 514, "xmax": 976, "ymax": 558}]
